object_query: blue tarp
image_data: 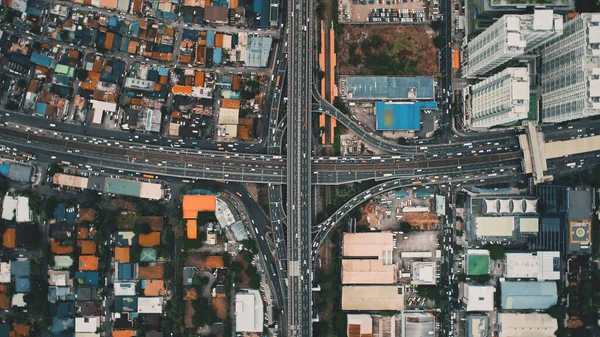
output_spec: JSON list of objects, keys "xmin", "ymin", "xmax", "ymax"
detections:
[
  {"xmin": 213, "ymin": 47, "xmax": 223, "ymax": 65},
  {"xmin": 158, "ymin": 67, "xmax": 169, "ymax": 76},
  {"xmin": 375, "ymin": 101, "xmax": 437, "ymax": 130},
  {"xmin": 35, "ymin": 102, "xmax": 47, "ymax": 116},
  {"xmin": 0, "ymin": 164, "xmax": 10, "ymax": 176},
  {"xmin": 130, "ymin": 21, "xmax": 140, "ymax": 36},
  {"xmin": 207, "ymin": 30, "xmax": 215, "ymax": 47}
]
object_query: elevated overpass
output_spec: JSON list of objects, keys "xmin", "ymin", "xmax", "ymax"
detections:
[{"xmin": 520, "ymin": 121, "xmax": 600, "ymax": 184}]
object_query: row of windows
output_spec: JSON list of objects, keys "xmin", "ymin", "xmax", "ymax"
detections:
[
  {"xmin": 541, "ymin": 99, "xmax": 585, "ymax": 117},
  {"xmin": 542, "ymin": 71, "xmax": 584, "ymax": 94},
  {"xmin": 542, "ymin": 47, "xmax": 583, "ymax": 73},
  {"xmin": 470, "ymin": 25, "xmax": 501, "ymax": 52}
]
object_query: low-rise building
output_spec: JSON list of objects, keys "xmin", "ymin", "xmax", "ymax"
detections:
[
  {"xmin": 498, "ymin": 313, "xmax": 557, "ymax": 337},
  {"xmin": 235, "ymin": 289, "xmax": 263, "ymax": 332},
  {"xmin": 500, "ymin": 281, "xmax": 557, "ymax": 310},
  {"xmin": 342, "ymin": 286, "xmax": 405, "ymax": 311},
  {"xmin": 463, "ymin": 284, "xmax": 494, "ymax": 312}
]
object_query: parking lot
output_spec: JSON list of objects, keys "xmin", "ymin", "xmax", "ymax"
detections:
[{"xmin": 339, "ymin": 0, "xmax": 426, "ymax": 23}]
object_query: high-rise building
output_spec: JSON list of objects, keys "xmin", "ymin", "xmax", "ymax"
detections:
[
  {"xmin": 464, "ymin": 67, "xmax": 530, "ymax": 128},
  {"xmin": 463, "ymin": 9, "xmax": 563, "ymax": 78},
  {"xmin": 540, "ymin": 13, "xmax": 600, "ymax": 123}
]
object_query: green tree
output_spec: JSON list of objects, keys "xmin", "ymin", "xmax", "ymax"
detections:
[
  {"xmin": 488, "ymin": 245, "xmax": 505, "ymax": 260},
  {"xmin": 397, "ymin": 137, "xmax": 407, "ymax": 145},
  {"xmin": 417, "ymin": 285, "xmax": 439, "ymax": 300},
  {"xmin": 160, "ymin": 105, "xmax": 169, "ymax": 116},
  {"xmin": 432, "ymin": 35, "xmax": 445, "ymax": 49},
  {"xmin": 316, "ymin": 2, "xmax": 326, "ymax": 19},
  {"xmin": 240, "ymin": 239, "xmax": 258, "ymax": 253},
  {"xmin": 400, "ymin": 221, "xmax": 413, "ymax": 233},
  {"xmin": 191, "ymin": 299, "xmax": 218, "ymax": 327}
]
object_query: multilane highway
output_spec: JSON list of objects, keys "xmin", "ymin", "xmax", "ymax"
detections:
[{"xmin": 286, "ymin": 0, "xmax": 313, "ymax": 332}]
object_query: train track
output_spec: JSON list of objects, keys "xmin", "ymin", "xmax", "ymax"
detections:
[{"xmin": 1, "ymin": 127, "xmax": 523, "ymax": 172}]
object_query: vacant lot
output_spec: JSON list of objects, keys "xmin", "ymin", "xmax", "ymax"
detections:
[{"xmin": 338, "ymin": 25, "xmax": 438, "ymax": 76}]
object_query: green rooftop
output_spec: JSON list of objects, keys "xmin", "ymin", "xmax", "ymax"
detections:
[{"xmin": 468, "ymin": 254, "xmax": 490, "ymax": 276}]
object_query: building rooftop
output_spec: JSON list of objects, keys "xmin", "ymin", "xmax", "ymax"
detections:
[
  {"xmin": 463, "ymin": 284, "xmax": 494, "ymax": 312},
  {"xmin": 344, "ymin": 76, "xmax": 435, "ymax": 100},
  {"xmin": 411, "ymin": 262, "xmax": 437, "ymax": 285},
  {"xmin": 342, "ymin": 232, "xmax": 394, "ymax": 259},
  {"xmin": 467, "ymin": 315, "xmax": 489, "ymax": 337},
  {"xmin": 182, "ymin": 195, "xmax": 217, "ymax": 219},
  {"xmin": 500, "ymin": 281, "xmax": 557, "ymax": 310},
  {"xmin": 235, "ymin": 289, "xmax": 263, "ymax": 332},
  {"xmin": 342, "ymin": 259, "xmax": 397, "ymax": 284},
  {"xmin": 342, "ymin": 286, "xmax": 405, "ymax": 311},
  {"xmin": 347, "ymin": 314, "xmax": 373, "ymax": 337},
  {"xmin": 505, "ymin": 251, "xmax": 560, "ymax": 281},
  {"xmin": 498, "ymin": 313, "xmax": 557, "ymax": 337},
  {"xmin": 467, "ymin": 250, "xmax": 490, "ymax": 276}
]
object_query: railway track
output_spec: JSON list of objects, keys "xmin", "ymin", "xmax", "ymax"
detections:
[{"xmin": 1, "ymin": 127, "xmax": 523, "ymax": 172}]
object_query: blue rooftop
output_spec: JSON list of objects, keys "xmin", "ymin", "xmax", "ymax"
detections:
[
  {"xmin": 11, "ymin": 260, "xmax": 30, "ymax": 277},
  {"xmin": 35, "ymin": 102, "xmax": 48, "ymax": 116},
  {"xmin": 214, "ymin": 48, "xmax": 223, "ymax": 65},
  {"xmin": 115, "ymin": 296, "xmax": 138, "ymax": 312},
  {"xmin": 346, "ymin": 76, "xmax": 435, "ymax": 100},
  {"xmin": 500, "ymin": 281, "xmax": 557, "ymax": 310},
  {"xmin": 0, "ymin": 163, "xmax": 10, "ymax": 176},
  {"xmin": 54, "ymin": 203, "xmax": 66, "ymax": 222},
  {"xmin": 15, "ymin": 276, "xmax": 30, "ymax": 293},
  {"xmin": 118, "ymin": 263, "xmax": 134, "ymax": 280},
  {"xmin": 207, "ymin": 30, "xmax": 215, "ymax": 47},
  {"xmin": 375, "ymin": 101, "xmax": 437, "ymax": 130},
  {"xmin": 75, "ymin": 271, "xmax": 99, "ymax": 286},
  {"xmin": 31, "ymin": 53, "xmax": 57, "ymax": 69}
]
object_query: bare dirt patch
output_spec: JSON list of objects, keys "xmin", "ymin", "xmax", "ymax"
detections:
[
  {"xmin": 211, "ymin": 297, "xmax": 228, "ymax": 320},
  {"xmin": 234, "ymin": 252, "xmax": 251, "ymax": 288},
  {"xmin": 337, "ymin": 24, "xmax": 438, "ymax": 76},
  {"xmin": 185, "ymin": 254, "xmax": 208, "ymax": 270},
  {"xmin": 185, "ymin": 300, "xmax": 195, "ymax": 329}
]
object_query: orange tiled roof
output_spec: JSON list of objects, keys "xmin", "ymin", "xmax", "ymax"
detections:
[
  {"xmin": 2, "ymin": 228, "xmax": 15, "ymax": 249},
  {"xmin": 222, "ymin": 99, "xmax": 240, "ymax": 109},
  {"xmin": 114, "ymin": 247, "xmax": 131, "ymax": 263},
  {"xmin": 11, "ymin": 324, "xmax": 30, "ymax": 337},
  {"xmin": 144, "ymin": 280, "xmax": 165, "ymax": 296},
  {"xmin": 112, "ymin": 330, "xmax": 135, "ymax": 337},
  {"xmin": 187, "ymin": 220, "xmax": 197, "ymax": 239},
  {"xmin": 77, "ymin": 226, "xmax": 90, "ymax": 239},
  {"xmin": 78, "ymin": 208, "xmax": 95, "ymax": 222},
  {"xmin": 77, "ymin": 240, "xmax": 97, "ymax": 255},
  {"xmin": 184, "ymin": 286, "xmax": 197, "ymax": 300},
  {"xmin": 51, "ymin": 239, "xmax": 74, "ymax": 254},
  {"xmin": 79, "ymin": 256, "xmax": 99, "ymax": 271},
  {"xmin": 139, "ymin": 232, "xmax": 161, "ymax": 247},
  {"xmin": 138, "ymin": 265, "xmax": 164, "ymax": 279},
  {"xmin": 182, "ymin": 195, "xmax": 216, "ymax": 219}
]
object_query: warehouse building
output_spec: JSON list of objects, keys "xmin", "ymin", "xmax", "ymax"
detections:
[
  {"xmin": 500, "ymin": 281, "xmax": 557, "ymax": 310},
  {"xmin": 341, "ymin": 259, "xmax": 397, "ymax": 285},
  {"xmin": 342, "ymin": 286, "xmax": 404, "ymax": 311},
  {"xmin": 504, "ymin": 251, "xmax": 560, "ymax": 281},
  {"xmin": 342, "ymin": 232, "xmax": 394, "ymax": 261},
  {"xmin": 342, "ymin": 76, "xmax": 435, "ymax": 101},
  {"xmin": 498, "ymin": 313, "xmax": 557, "ymax": 337}
]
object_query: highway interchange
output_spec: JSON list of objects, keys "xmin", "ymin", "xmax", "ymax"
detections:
[{"xmin": 4, "ymin": 1, "xmax": 600, "ymax": 336}]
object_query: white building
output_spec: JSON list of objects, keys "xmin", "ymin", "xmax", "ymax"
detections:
[
  {"xmin": 498, "ymin": 313, "xmax": 557, "ymax": 337},
  {"xmin": 540, "ymin": 13, "xmax": 600, "ymax": 123},
  {"xmin": 504, "ymin": 251, "xmax": 560, "ymax": 281},
  {"xmin": 465, "ymin": 68, "xmax": 530, "ymax": 128},
  {"xmin": 75, "ymin": 317, "xmax": 101, "ymax": 333},
  {"xmin": 137, "ymin": 297, "xmax": 164, "ymax": 314},
  {"xmin": 463, "ymin": 9, "xmax": 563, "ymax": 78},
  {"xmin": 1, "ymin": 195, "xmax": 32, "ymax": 223},
  {"xmin": 235, "ymin": 289, "xmax": 263, "ymax": 332},
  {"xmin": 463, "ymin": 284, "xmax": 495, "ymax": 312}
]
